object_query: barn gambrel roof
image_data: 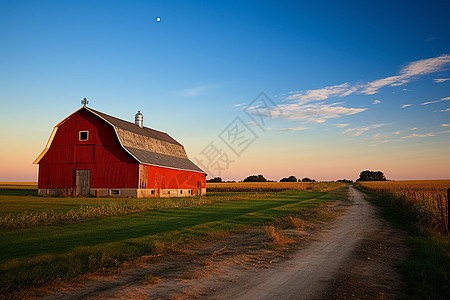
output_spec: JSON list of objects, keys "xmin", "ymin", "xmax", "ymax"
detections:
[{"xmin": 34, "ymin": 107, "xmax": 206, "ymax": 174}]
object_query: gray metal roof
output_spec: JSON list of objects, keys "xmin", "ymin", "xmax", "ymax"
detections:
[
  {"xmin": 85, "ymin": 107, "xmax": 206, "ymax": 174},
  {"xmin": 126, "ymin": 147, "xmax": 205, "ymax": 173},
  {"xmin": 87, "ymin": 107, "xmax": 181, "ymax": 146}
]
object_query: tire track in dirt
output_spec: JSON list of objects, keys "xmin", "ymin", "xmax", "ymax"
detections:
[{"xmin": 217, "ymin": 185, "xmax": 409, "ymax": 299}]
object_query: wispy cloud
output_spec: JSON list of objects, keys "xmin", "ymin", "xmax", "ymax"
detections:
[
  {"xmin": 286, "ymin": 55, "xmax": 450, "ymax": 105},
  {"xmin": 371, "ymin": 133, "xmax": 383, "ymax": 139},
  {"xmin": 276, "ymin": 101, "xmax": 367, "ymax": 123},
  {"xmin": 439, "ymin": 108, "xmax": 450, "ymax": 112},
  {"xmin": 278, "ymin": 127, "xmax": 309, "ymax": 131},
  {"xmin": 286, "ymin": 83, "xmax": 352, "ymax": 103},
  {"xmin": 400, "ymin": 133, "xmax": 435, "ymax": 139},
  {"xmin": 177, "ymin": 84, "xmax": 216, "ymax": 97},
  {"xmin": 273, "ymin": 55, "xmax": 450, "ymax": 125},
  {"xmin": 441, "ymin": 124, "xmax": 450, "ymax": 127},
  {"xmin": 232, "ymin": 103, "xmax": 243, "ymax": 108},
  {"xmin": 421, "ymin": 96, "xmax": 450, "ymax": 105},
  {"xmin": 401, "ymin": 104, "xmax": 412, "ymax": 108},
  {"xmin": 334, "ymin": 123, "xmax": 350, "ymax": 128},
  {"xmin": 434, "ymin": 78, "xmax": 450, "ymax": 83},
  {"xmin": 342, "ymin": 123, "xmax": 387, "ymax": 137},
  {"xmin": 361, "ymin": 55, "xmax": 450, "ymax": 94}
]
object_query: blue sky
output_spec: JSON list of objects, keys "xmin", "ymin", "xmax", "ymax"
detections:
[{"xmin": 0, "ymin": 0, "xmax": 449, "ymax": 181}]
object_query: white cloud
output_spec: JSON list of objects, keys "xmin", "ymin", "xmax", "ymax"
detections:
[
  {"xmin": 334, "ymin": 123, "xmax": 350, "ymax": 128},
  {"xmin": 232, "ymin": 103, "xmax": 243, "ymax": 108},
  {"xmin": 439, "ymin": 108, "xmax": 450, "ymax": 112},
  {"xmin": 393, "ymin": 131, "xmax": 400, "ymax": 135},
  {"xmin": 401, "ymin": 104, "xmax": 412, "ymax": 108},
  {"xmin": 360, "ymin": 54, "xmax": 450, "ymax": 94},
  {"xmin": 278, "ymin": 127, "xmax": 309, "ymax": 131},
  {"xmin": 400, "ymin": 133, "xmax": 435, "ymax": 139},
  {"xmin": 434, "ymin": 78, "xmax": 450, "ymax": 83},
  {"xmin": 421, "ymin": 96, "xmax": 450, "ymax": 105},
  {"xmin": 277, "ymin": 101, "xmax": 367, "ymax": 123},
  {"xmin": 286, "ymin": 83, "xmax": 352, "ymax": 103},
  {"xmin": 441, "ymin": 124, "xmax": 450, "ymax": 127},
  {"xmin": 373, "ymin": 100, "xmax": 382, "ymax": 104},
  {"xmin": 408, "ymin": 127, "xmax": 418, "ymax": 131},
  {"xmin": 342, "ymin": 124, "xmax": 387, "ymax": 137}
]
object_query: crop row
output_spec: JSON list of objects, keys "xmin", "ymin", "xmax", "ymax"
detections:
[
  {"xmin": 206, "ymin": 181, "xmax": 343, "ymax": 192},
  {"xmin": 357, "ymin": 180, "xmax": 449, "ymax": 235}
]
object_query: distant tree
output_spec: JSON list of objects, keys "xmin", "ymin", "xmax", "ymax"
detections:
[
  {"xmin": 280, "ymin": 175, "xmax": 297, "ymax": 182},
  {"xmin": 301, "ymin": 177, "xmax": 316, "ymax": 182},
  {"xmin": 243, "ymin": 174, "xmax": 268, "ymax": 182},
  {"xmin": 337, "ymin": 179, "xmax": 353, "ymax": 183},
  {"xmin": 356, "ymin": 170, "xmax": 387, "ymax": 181},
  {"xmin": 206, "ymin": 177, "xmax": 222, "ymax": 183}
]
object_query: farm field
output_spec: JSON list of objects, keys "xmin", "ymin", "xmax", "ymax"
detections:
[
  {"xmin": 206, "ymin": 181, "xmax": 339, "ymax": 192},
  {"xmin": 0, "ymin": 182, "xmax": 346, "ymax": 298},
  {"xmin": 357, "ymin": 180, "xmax": 449, "ymax": 234}
]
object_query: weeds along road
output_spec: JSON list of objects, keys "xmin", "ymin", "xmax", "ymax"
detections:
[{"xmin": 218, "ymin": 185, "xmax": 407, "ymax": 300}]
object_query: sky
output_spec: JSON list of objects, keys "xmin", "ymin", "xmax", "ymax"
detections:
[{"xmin": 0, "ymin": 0, "xmax": 449, "ymax": 182}]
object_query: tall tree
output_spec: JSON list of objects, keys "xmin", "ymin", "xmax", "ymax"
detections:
[
  {"xmin": 280, "ymin": 175, "xmax": 297, "ymax": 182},
  {"xmin": 243, "ymin": 174, "xmax": 268, "ymax": 182},
  {"xmin": 356, "ymin": 170, "xmax": 387, "ymax": 181}
]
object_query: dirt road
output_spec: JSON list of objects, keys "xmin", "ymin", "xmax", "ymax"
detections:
[
  {"xmin": 218, "ymin": 185, "xmax": 409, "ymax": 299},
  {"xmin": 42, "ymin": 186, "xmax": 409, "ymax": 299}
]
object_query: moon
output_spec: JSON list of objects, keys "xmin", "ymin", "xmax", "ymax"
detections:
[{"xmin": 156, "ymin": 17, "xmax": 161, "ymax": 22}]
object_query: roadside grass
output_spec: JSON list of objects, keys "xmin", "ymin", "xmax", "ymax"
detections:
[
  {"xmin": 354, "ymin": 185, "xmax": 450, "ymax": 300},
  {"xmin": 0, "ymin": 188, "xmax": 345, "ymax": 298}
]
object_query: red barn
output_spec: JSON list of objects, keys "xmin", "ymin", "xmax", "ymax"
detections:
[{"xmin": 34, "ymin": 106, "xmax": 206, "ymax": 197}]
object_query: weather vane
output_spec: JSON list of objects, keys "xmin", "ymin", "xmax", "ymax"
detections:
[{"xmin": 81, "ymin": 97, "xmax": 89, "ymax": 107}]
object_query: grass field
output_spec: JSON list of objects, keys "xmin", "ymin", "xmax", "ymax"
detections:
[{"xmin": 0, "ymin": 182, "xmax": 345, "ymax": 298}]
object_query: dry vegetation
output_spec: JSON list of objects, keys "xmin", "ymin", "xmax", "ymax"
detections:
[
  {"xmin": 357, "ymin": 180, "xmax": 449, "ymax": 234},
  {"xmin": 207, "ymin": 181, "xmax": 342, "ymax": 192}
]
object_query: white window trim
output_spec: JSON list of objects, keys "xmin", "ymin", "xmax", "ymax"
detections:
[{"xmin": 79, "ymin": 131, "xmax": 89, "ymax": 141}]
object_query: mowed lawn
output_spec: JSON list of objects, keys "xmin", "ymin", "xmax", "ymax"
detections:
[{"xmin": 0, "ymin": 190, "xmax": 334, "ymax": 262}]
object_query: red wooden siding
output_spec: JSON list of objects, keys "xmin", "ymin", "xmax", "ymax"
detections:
[
  {"xmin": 139, "ymin": 164, "xmax": 206, "ymax": 194},
  {"xmin": 38, "ymin": 109, "xmax": 139, "ymax": 189}
]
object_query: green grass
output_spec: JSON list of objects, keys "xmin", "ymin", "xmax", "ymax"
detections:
[
  {"xmin": 0, "ymin": 189, "xmax": 345, "ymax": 298},
  {"xmin": 354, "ymin": 185, "xmax": 450, "ymax": 300}
]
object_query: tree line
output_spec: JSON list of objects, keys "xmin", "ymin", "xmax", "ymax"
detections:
[{"xmin": 206, "ymin": 170, "xmax": 387, "ymax": 183}]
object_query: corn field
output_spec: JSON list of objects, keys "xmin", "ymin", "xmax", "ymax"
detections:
[
  {"xmin": 357, "ymin": 180, "xmax": 449, "ymax": 235},
  {"xmin": 206, "ymin": 181, "xmax": 343, "ymax": 192}
]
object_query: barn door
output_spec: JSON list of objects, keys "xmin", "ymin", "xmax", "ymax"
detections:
[
  {"xmin": 196, "ymin": 181, "xmax": 200, "ymax": 196},
  {"xmin": 76, "ymin": 170, "xmax": 90, "ymax": 196}
]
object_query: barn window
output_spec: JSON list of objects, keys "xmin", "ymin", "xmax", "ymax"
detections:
[
  {"xmin": 180, "ymin": 190, "xmax": 183, "ymax": 194},
  {"xmin": 109, "ymin": 189, "xmax": 119, "ymax": 196},
  {"xmin": 79, "ymin": 131, "xmax": 89, "ymax": 141}
]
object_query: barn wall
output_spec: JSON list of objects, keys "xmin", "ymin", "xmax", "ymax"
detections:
[
  {"xmin": 38, "ymin": 109, "xmax": 139, "ymax": 189},
  {"xmin": 139, "ymin": 164, "xmax": 206, "ymax": 196}
]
